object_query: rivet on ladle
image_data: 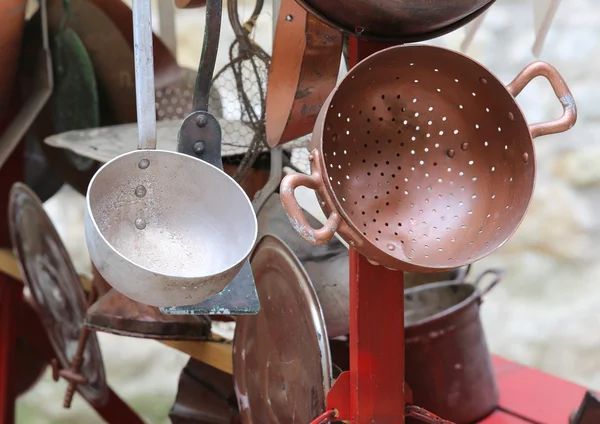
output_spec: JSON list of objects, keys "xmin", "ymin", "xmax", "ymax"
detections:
[
  {"xmin": 447, "ymin": 149, "xmax": 456, "ymax": 158},
  {"xmin": 134, "ymin": 185, "xmax": 147, "ymax": 198},
  {"xmin": 195, "ymin": 114, "xmax": 208, "ymax": 127},
  {"xmin": 461, "ymin": 142, "xmax": 469, "ymax": 151},
  {"xmin": 135, "ymin": 218, "xmax": 147, "ymax": 230},
  {"xmin": 523, "ymin": 152, "xmax": 529, "ymax": 163},
  {"xmin": 387, "ymin": 244, "xmax": 395, "ymax": 251},
  {"xmin": 138, "ymin": 159, "xmax": 150, "ymax": 169},
  {"xmin": 193, "ymin": 140, "xmax": 205, "ymax": 154}
]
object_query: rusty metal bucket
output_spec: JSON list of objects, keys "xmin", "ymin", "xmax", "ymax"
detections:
[{"xmin": 404, "ymin": 269, "xmax": 504, "ymax": 424}]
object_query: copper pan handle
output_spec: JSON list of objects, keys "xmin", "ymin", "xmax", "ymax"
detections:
[
  {"xmin": 280, "ymin": 172, "xmax": 341, "ymax": 245},
  {"xmin": 506, "ymin": 61, "xmax": 577, "ymax": 139}
]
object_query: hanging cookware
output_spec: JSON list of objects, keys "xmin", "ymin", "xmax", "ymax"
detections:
[
  {"xmin": 85, "ymin": 0, "xmax": 257, "ymax": 308},
  {"xmin": 294, "ymin": 0, "xmax": 496, "ymax": 43},
  {"xmin": 85, "ymin": 265, "xmax": 213, "ymax": 340},
  {"xmin": 265, "ymin": 0, "xmax": 342, "ymax": 147},
  {"xmin": 281, "ymin": 44, "xmax": 577, "ymax": 272},
  {"xmin": 0, "ymin": 0, "xmax": 27, "ymax": 115},
  {"xmin": 233, "ymin": 234, "xmax": 332, "ymax": 423},
  {"xmin": 9, "ymin": 182, "xmax": 108, "ymax": 406},
  {"xmin": 405, "ymin": 269, "xmax": 503, "ymax": 424},
  {"xmin": 14, "ymin": 2, "xmax": 62, "ymax": 202}
]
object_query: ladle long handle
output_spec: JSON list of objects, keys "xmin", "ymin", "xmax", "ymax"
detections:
[
  {"xmin": 133, "ymin": 0, "xmax": 157, "ymax": 150},
  {"xmin": 193, "ymin": 0, "xmax": 222, "ymax": 112}
]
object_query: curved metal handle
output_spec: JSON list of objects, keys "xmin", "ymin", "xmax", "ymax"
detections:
[
  {"xmin": 473, "ymin": 268, "xmax": 505, "ymax": 298},
  {"xmin": 280, "ymin": 172, "xmax": 341, "ymax": 246},
  {"xmin": 506, "ymin": 61, "xmax": 577, "ymax": 139},
  {"xmin": 453, "ymin": 264, "xmax": 472, "ymax": 282}
]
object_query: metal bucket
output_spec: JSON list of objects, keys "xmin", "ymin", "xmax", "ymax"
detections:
[{"xmin": 405, "ymin": 269, "xmax": 503, "ymax": 423}]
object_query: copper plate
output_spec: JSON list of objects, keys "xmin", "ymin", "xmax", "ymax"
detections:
[
  {"xmin": 233, "ymin": 235, "xmax": 331, "ymax": 423},
  {"xmin": 8, "ymin": 183, "xmax": 108, "ymax": 405}
]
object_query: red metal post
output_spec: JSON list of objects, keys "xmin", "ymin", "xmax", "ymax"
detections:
[
  {"xmin": 349, "ymin": 249, "xmax": 405, "ymax": 423},
  {"xmin": 0, "ymin": 277, "xmax": 22, "ymax": 424}
]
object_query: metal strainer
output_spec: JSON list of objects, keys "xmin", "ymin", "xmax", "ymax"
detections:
[{"xmin": 281, "ymin": 45, "xmax": 577, "ymax": 272}]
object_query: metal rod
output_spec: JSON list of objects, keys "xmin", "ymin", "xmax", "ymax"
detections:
[
  {"xmin": 193, "ymin": 0, "xmax": 222, "ymax": 112},
  {"xmin": 132, "ymin": 0, "xmax": 157, "ymax": 150}
]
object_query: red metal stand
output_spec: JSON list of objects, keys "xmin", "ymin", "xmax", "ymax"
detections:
[
  {"xmin": 0, "ymin": 276, "xmax": 21, "ymax": 423},
  {"xmin": 325, "ymin": 37, "xmax": 406, "ymax": 424}
]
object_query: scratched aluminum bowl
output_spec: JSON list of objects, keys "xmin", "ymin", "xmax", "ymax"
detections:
[{"xmin": 85, "ymin": 149, "xmax": 257, "ymax": 307}]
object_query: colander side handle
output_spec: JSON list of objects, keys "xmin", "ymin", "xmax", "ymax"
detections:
[
  {"xmin": 506, "ymin": 61, "xmax": 577, "ymax": 139},
  {"xmin": 280, "ymin": 173, "xmax": 341, "ymax": 245}
]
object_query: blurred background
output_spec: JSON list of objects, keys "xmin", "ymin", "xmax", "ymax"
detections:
[{"xmin": 16, "ymin": 0, "xmax": 600, "ymax": 422}]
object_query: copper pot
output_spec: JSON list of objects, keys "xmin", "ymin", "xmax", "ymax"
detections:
[
  {"xmin": 405, "ymin": 269, "xmax": 503, "ymax": 423},
  {"xmin": 295, "ymin": 0, "xmax": 496, "ymax": 43}
]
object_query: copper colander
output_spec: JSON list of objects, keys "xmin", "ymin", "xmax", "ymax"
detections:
[{"xmin": 281, "ymin": 45, "xmax": 576, "ymax": 272}]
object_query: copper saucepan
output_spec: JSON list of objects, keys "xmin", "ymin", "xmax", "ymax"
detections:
[
  {"xmin": 265, "ymin": 0, "xmax": 342, "ymax": 147},
  {"xmin": 281, "ymin": 45, "xmax": 577, "ymax": 272},
  {"xmin": 295, "ymin": 0, "xmax": 496, "ymax": 43}
]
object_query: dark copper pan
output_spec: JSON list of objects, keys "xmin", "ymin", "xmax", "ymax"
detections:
[
  {"xmin": 265, "ymin": 0, "xmax": 342, "ymax": 147},
  {"xmin": 0, "ymin": 0, "xmax": 26, "ymax": 114},
  {"xmin": 281, "ymin": 45, "xmax": 577, "ymax": 272},
  {"xmin": 295, "ymin": 0, "xmax": 497, "ymax": 43}
]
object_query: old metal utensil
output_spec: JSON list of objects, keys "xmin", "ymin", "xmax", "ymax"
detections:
[
  {"xmin": 9, "ymin": 182, "xmax": 108, "ymax": 407},
  {"xmin": 85, "ymin": 264, "xmax": 213, "ymax": 340},
  {"xmin": 85, "ymin": 0, "xmax": 257, "ymax": 307},
  {"xmin": 0, "ymin": 0, "xmax": 53, "ymax": 170},
  {"xmin": 294, "ymin": 0, "xmax": 496, "ymax": 43},
  {"xmin": 281, "ymin": 44, "xmax": 577, "ymax": 272},
  {"xmin": 405, "ymin": 269, "xmax": 504, "ymax": 423},
  {"xmin": 265, "ymin": 0, "xmax": 342, "ymax": 147},
  {"xmin": 233, "ymin": 235, "xmax": 332, "ymax": 423},
  {"xmin": 159, "ymin": 147, "xmax": 283, "ymax": 315}
]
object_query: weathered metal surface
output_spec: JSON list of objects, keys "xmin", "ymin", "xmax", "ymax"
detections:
[
  {"xmin": 348, "ymin": 250, "xmax": 405, "ymax": 423},
  {"xmin": 8, "ymin": 183, "xmax": 107, "ymax": 406},
  {"xmin": 0, "ymin": 0, "xmax": 52, "ymax": 170},
  {"xmin": 265, "ymin": 0, "xmax": 342, "ymax": 147},
  {"xmin": 405, "ymin": 269, "xmax": 503, "ymax": 423},
  {"xmin": 257, "ymin": 193, "xmax": 349, "ymax": 338},
  {"xmin": 86, "ymin": 267, "xmax": 212, "ymax": 340},
  {"xmin": 85, "ymin": 149, "xmax": 257, "ymax": 308},
  {"xmin": 233, "ymin": 235, "xmax": 331, "ymax": 423},
  {"xmin": 280, "ymin": 44, "xmax": 577, "ymax": 272},
  {"xmin": 295, "ymin": 0, "xmax": 496, "ymax": 43},
  {"xmin": 169, "ymin": 358, "xmax": 238, "ymax": 423},
  {"xmin": 0, "ymin": 0, "xmax": 26, "ymax": 115},
  {"xmin": 177, "ymin": 111, "xmax": 223, "ymax": 166},
  {"xmin": 193, "ymin": 0, "xmax": 221, "ymax": 112},
  {"xmin": 85, "ymin": 0, "xmax": 257, "ymax": 308}
]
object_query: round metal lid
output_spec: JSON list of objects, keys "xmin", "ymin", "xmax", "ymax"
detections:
[
  {"xmin": 9, "ymin": 183, "xmax": 108, "ymax": 405},
  {"xmin": 233, "ymin": 235, "xmax": 332, "ymax": 423}
]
